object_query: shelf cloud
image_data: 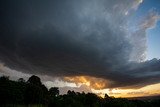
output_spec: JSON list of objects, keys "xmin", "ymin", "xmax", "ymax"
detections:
[{"xmin": 0, "ymin": 0, "xmax": 160, "ymax": 89}]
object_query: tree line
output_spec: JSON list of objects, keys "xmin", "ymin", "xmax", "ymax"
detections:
[{"xmin": 0, "ymin": 75, "xmax": 160, "ymax": 107}]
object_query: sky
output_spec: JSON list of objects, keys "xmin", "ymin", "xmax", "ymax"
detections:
[
  {"xmin": 133, "ymin": 0, "xmax": 160, "ymax": 60},
  {"xmin": 0, "ymin": 0, "xmax": 160, "ymax": 98}
]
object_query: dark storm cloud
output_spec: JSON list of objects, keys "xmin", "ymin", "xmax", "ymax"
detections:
[{"xmin": 0, "ymin": 0, "xmax": 160, "ymax": 89}]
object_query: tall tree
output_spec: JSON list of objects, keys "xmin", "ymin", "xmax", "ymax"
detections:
[{"xmin": 27, "ymin": 75, "xmax": 42, "ymax": 86}]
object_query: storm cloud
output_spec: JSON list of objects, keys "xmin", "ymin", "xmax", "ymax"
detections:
[{"xmin": 0, "ymin": 0, "xmax": 160, "ymax": 89}]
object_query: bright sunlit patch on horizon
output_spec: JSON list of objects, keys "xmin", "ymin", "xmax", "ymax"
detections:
[{"xmin": 92, "ymin": 83, "xmax": 160, "ymax": 98}]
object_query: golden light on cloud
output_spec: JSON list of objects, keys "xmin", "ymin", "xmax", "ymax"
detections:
[
  {"xmin": 64, "ymin": 76, "xmax": 110, "ymax": 90},
  {"xmin": 63, "ymin": 76, "xmax": 160, "ymax": 98}
]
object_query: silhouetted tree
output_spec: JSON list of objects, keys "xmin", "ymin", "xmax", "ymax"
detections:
[
  {"xmin": 24, "ymin": 75, "xmax": 48, "ymax": 105},
  {"xmin": 85, "ymin": 93, "xmax": 101, "ymax": 107},
  {"xmin": 105, "ymin": 93, "xmax": 109, "ymax": 99},
  {"xmin": 0, "ymin": 75, "xmax": 9, "ymax": 81},
  {"xmin": 24, "ymin": 84, "xmax": 43, "ymax": 104},
  {"xmin": 67, "ymin": 90, "xmax": 76, "ymax": 96},
  {"xmin": 49, "ymin": 87, "xmax": 59, "ymax": 97},
  {"xmin": 27, "ymin": 75, "xmax": 42, "ymax": 86},
  {"xmin": 18, "ymin": 78, "xmax": 25, "ymax": 83},
  {"xmin": 0, "ymin": 76, "xmax": 10, "ymax": 105}
]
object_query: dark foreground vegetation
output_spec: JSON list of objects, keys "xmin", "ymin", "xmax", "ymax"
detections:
[{"xmin": 0, "ymin": 75, "xmax": 160, "ymax": 107}]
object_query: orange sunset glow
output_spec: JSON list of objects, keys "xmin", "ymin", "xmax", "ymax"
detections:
[
  {"xmin": 64, "ymin": 76, "xmax": 108, "ymax": 89},
  {"xmin": 63, "ymin": 76, "xmax": 160, "ymax": 98}
]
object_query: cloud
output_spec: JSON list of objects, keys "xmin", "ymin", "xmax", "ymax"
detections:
[
  {"xmin": 0, "ymin": 62, "xmax": 30, "ymax": 80},
  {"xmin": 63, "ymin": 76, "xmax": 110, "ymax": 90},
  {"xmin": 129, "ymin": 10, "xmax": 160, "ymax": 62},
  {"xmin": 127, "ymin": 91, "xmax": 149, "ymax": 95},
  {"xmin": 131, "ymin": 0, "xmax": 143, "ymax": 10},
  {"xmin": 139, "ymin": 10, "xmax": 160, "ymax": 30},
  {"xmin": 0, "ymin": 0, "xmax": 160, "ymax": 89}
]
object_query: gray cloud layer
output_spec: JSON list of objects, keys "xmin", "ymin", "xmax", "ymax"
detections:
[{"xmin": 0, "ymin": 0, "xmax": 160, "ymax": 89}]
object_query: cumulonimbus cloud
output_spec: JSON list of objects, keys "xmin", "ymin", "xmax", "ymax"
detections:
[{"xmin": 0, "ymin": 0, "xmax": 160, "ymax": 89}]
